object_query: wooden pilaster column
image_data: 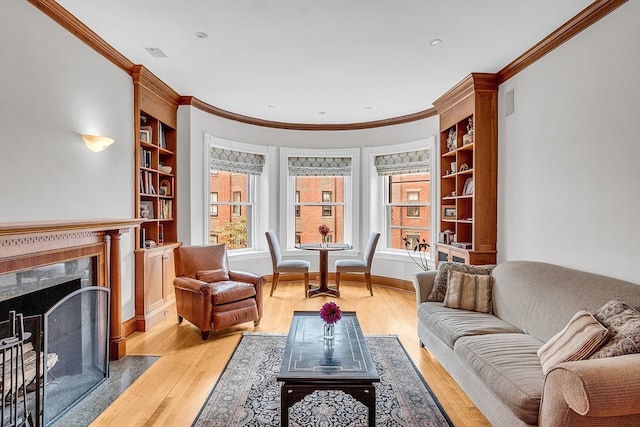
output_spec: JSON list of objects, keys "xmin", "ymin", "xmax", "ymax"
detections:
[{"xmin": 107, "ymin": 230, "xmax": 126, "ymax": 360}]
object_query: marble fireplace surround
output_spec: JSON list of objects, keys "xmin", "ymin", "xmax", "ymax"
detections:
[{"xmin": 0, "ymin": 219, "xmax": 142, "ymax": 360}]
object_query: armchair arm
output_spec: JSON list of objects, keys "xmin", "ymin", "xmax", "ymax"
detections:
[
  {"xmin": 412, "ymin": 270, "xmax": 438, "ymax": 305},
  {"xmin": 173, "ymin": 276, "xmax": 210, "ymax": 293},
  {"xmin": 229, "ymin": 270, "xmax": 266, "ymax": 320},
  {"xmin": 229, "ymin": 270, "xmax": 264, "ymax": 286},
  {"xmin": 541, "ymin": 354, "xmax": 640, "ymax": 424}
]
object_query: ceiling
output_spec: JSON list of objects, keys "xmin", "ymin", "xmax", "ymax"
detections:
[{"xmin": 56, "ymin": 0, "xmax": 593, "ymax": 125}]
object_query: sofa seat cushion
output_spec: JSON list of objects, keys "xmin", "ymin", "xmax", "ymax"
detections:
[
  {"xmin": 454, "ymin": 333, "xmax": 545, "ymax": 425},
  {"xmin": 210, "ymin": 281, "xmax": 257, "ymax": 305},
  {"xmin": 418, "ymin": 302, "xmax": 522, "ymax": 348}
]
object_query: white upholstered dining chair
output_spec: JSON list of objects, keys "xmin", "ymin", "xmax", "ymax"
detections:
[
  {"xmin": 335, "ymin": 231, "xmax": 380, "ymax": 296},
  {"xmin": 265, "ymin": 230, "xmax": 311, "ymax": 297}
]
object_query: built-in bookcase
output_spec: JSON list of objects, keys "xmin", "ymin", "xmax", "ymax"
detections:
[
  {"xmin": 132, "ymin": 65, "xmax": 181, "ymax": 332},
  {"xmin": 432, "ymin": 73, "xmax": 498, "ymax": 266}
]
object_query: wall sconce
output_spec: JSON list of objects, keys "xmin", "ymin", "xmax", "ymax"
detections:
[{"xmin": 82, "ymin": 134, "xmax": 114, "ymax": 152}]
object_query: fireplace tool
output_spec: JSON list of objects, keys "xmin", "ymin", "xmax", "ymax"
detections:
[{"xmin": 0, "ymin": 311, "xmax": 31, "ymax": 427}]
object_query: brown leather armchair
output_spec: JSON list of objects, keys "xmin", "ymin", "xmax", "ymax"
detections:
[{"xmin": 173, "ymin": 244, "xmax": 265, "ymax": 340}]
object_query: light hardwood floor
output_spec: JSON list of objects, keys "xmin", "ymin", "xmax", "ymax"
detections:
[{"xmin": 92, "ymin": 280, "xmax": 491, "ymax": 427}]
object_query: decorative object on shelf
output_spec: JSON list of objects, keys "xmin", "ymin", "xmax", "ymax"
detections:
[
  {"xmin": 159, "ymin": 165, "xmax": 172, "ymax": 174},
  {"xmin": 450, "ymin": 161, "xmax": 457, "ymax": 173},
  {"xmin": 318, "ymin": 224, "xmax": 330, "ymax": 247},
  {"xmin": 459, "ymin": 163, "xmax": 469, "ymax": 171},
  {"xmin": 402, "ymin": 235, "xmax": 430, "ymax": 271},
  {"xmin": 446, "ymin": 128, "xmax": 457, "ymax": 152},
  {"xmin": 464, "ymin": 117, "xmax": 474, "ymax": 145},
  {"xmin": 140, "ymin": 201, "xmax": 154, "ymax": 219},
  {"xmin": 462, "ymin": 177, "xmax": 474, "ymax": 195},
  {"xmin": 320, "ymin": 301, "xmax": 342, "ymax": 340},
  {"xmin": 81, "ymin": 134, "xmax": 114, "ymax": 152},
  {"xmin": 438, "ymin": 230, "xmax": 455, "ymax": 244},
  {"xmin": 159, "ymin": 179, "xmax": 171, "ymax": 196},
  {"xmin": 139, "ymin": 128, "xmax": 151, "ymax": 143},
  {"xmin": 442, "ymin": 205, "xmax": 456, "ymax": 219}
]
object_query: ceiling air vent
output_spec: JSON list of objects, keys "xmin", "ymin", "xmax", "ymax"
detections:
[{"xmin": 145, "ymin": 47, "xmax": 167, "ymax": 58}]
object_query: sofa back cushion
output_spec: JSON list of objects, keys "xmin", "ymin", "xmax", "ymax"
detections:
[{"xmin": 491, "ymin": 261, "xmax": 640, "ymax": 343}]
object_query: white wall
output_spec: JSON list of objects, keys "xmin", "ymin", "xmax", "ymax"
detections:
[
  {"xmin": 177, "ymin": 105, "xmax": 440, "ymax": 280},
  {"xmin": 0, "ymin": 1, "xmax": 137, "ymax": 318},
  {"xmin": 497, "ymin": 0, "xmax": 640, "ymax": 283}
]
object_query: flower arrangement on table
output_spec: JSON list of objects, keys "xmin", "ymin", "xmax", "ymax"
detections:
[
  {"xmin": 320, "ymin": 301, "xmax": 342, "ymax": 340},
  {"xmin": 318, "ymin": 224, "xmax": 330, "ymax": 245},
  {"xmin": 320, "ymin": 301, "xmax": 342, "ymax": 324}
]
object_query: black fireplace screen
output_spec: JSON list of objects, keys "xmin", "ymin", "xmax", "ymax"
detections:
[{"xmin": 43, "ymin": 286, "xmax": 110, "ymax": 425}]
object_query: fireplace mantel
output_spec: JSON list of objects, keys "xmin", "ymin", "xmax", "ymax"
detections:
[{"xmin": 0, "ymin": 218, "xmax": 143, "ymax": 359}]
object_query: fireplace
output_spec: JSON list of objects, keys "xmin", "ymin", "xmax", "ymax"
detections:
[
  {"xmin": 0, "ymin": 220, "xmax": 142, "ymax": 424},
  {"xmin": 0, "ymin": 219, "xmax": 142, "ymax": 360}
]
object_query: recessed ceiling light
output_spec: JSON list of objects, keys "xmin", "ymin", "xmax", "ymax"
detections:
[
  {"xmin": 195, "ymin": 32, "xmax": 209, "ymax": 39},
  {"xmin": 318, "ymin": 111, "xmax": 326, "ymax": 115},
  {"xmin": 429, "ymin": 39, "xmax": 442, "ymax": 46},
  {"xmin": 267, "ymin": 105, "xmax": 276, "ymax": 109},
  {"xmin": 364, "ymin": 106, "xmax": 372, "ymax": 110}
]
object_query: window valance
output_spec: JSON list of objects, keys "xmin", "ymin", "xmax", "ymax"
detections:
[
  {"xmin": 374, "ymin": 149, "xmax": 430, "ymax": 176},
  {"xmin": 288, "ymin": 157, "xmax": 352, "ymax": 176},
  {"xmin": 210, "ymin": 147, "xmax": 265, "ymax": 175}
]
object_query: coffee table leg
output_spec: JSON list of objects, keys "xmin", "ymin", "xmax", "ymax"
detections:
[
  {"xmin": 367, "ymin": 385, "xmax": 376, "ymax": 427},
  {"xmin": 281, "ymin": 385, "xmax": 289, "ymax": 427}
]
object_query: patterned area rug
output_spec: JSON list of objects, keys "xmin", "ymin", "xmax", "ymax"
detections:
[{"xmin": 193, "ymin": 333, "xmax": 452, "ymax": 426}]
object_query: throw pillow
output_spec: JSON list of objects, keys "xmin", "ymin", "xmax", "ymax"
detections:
[
  {"xmin": 537, "ymin": 309, "xmax": 609, "ymax": 375},
  {"xmin": 428, "ymin": 262, "xmax": 494, "ymax": 302},
  {"xmin": 589, "ymin": 296, "xmax": 640, "ymax": 359},
  {"xmin": 443, "ymin": 270, "xmax": 493, "ymax": 313},
  {"xmin": 196, "ymin": 269, "xmax": 230, "ymax": 283}
]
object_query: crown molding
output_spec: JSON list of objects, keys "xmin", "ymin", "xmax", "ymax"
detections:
[
  {"xmin": 27, "ymin": 0, "xmax": 134, "ymax": 73},
  {"xmin": 432, "ymin": 73, "xmax": 498, "ymax": 114},
  {"xmin": 30, "ymin": 0, "xmax": 626, "ymax": 129},
  {"xmin": 178, "ymin": 96, "xmax": 437, "ymax": 131},
  {"xmin": 497, "ymin": 0, "xmax": 627, "ymax": 83}
]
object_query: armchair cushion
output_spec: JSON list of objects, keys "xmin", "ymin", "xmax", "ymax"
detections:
[
  {"xmin": 211, "ymin": 282, "xmax": 256, "ymax": 305},
  {"xmin": 197, "ymin": 269, "xmax": 229, "ymax": 283}
]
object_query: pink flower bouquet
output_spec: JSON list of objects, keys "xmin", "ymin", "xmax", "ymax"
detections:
[{"xmin": 320, "ymin": 301, "xmax": 342, "ymax": 324}]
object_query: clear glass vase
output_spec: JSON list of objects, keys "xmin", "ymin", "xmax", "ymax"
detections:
[
  {"xmin": 321, "ymin": 235, "xmax": 327, "ymax": 248},
  {"xmin": 323, "ymin": 322, "xmax": 334, "ymax": 340}
]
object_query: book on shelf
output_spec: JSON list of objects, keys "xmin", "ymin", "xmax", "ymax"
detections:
[
  {"xmin": 159, "ymin": 199, "xmax": 172, "ymax": 219},
  {"xmin": 158, "ymin": 123, "xmax": 166, "ymax": 149},
  {"xmin": 140, "ymin": 171, "xmax": 156, "ymax": 194}
]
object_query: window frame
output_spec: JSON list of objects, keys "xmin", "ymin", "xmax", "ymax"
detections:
[
  {"xmin": 204, "ymin": 134, "xmax": 275, "ymax": 252},
  {"xmin": 280, "ymin": 147, "xmax": 359, "ymax": 251},
  {"xmin": 365, "ymin": 138, "xmax": 436, "ymax": 259}
]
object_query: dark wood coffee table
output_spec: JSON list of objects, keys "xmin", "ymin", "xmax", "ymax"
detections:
[{"xmin": 277, "ymin": 311, "xmax": 379, "ymax": 426}]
